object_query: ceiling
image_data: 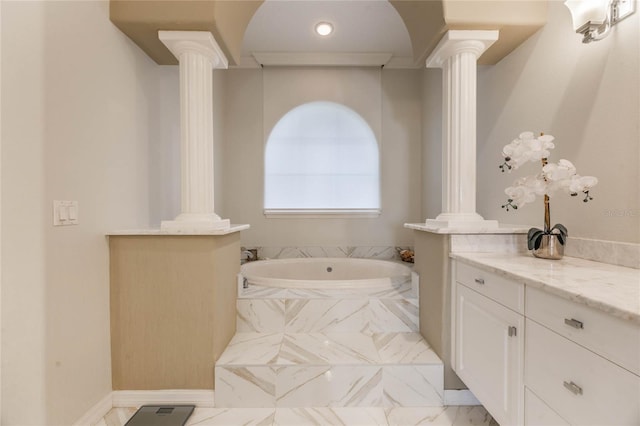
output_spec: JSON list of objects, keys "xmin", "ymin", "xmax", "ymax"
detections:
[
  {"xmin": 241, "ymin": 0, "xmax": 413, "ymax": 66},
  {"xmin": 109, "ymin": 0, "xmax": 549, "ymax": 68}
]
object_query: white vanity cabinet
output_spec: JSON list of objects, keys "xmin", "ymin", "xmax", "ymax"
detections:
[
  {"xmin": 525, "ymin": 287, "xmax": 640, "ymax": 425},
  {"xmin": 453, "ymin": 261, "xmax": 525, "ymax": 426},
  {"xmin": 452, "ymin": 256, "xmax": 640, "ymax": 426}
]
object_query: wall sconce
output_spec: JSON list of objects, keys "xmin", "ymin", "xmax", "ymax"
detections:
[{"xmin": 565, "ymin": 0, "xmax": 636, "ymax": 43}]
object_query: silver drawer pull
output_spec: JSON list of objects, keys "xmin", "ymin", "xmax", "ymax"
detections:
[
  {"xmin": 563, "ymin": 381, "xmax": 583, "ymax": 395},
  {"xmin": 474, "ymin": 278, "xmax": 485, "ymax": 285},
  {"xmin": 564, "ymin": 318, "xmax": 584, "ymax": 329}
]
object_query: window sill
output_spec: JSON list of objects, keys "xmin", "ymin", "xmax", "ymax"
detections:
[{"xmin": 264, "ymin": 209, "xmax": 381, "ymax": 219}]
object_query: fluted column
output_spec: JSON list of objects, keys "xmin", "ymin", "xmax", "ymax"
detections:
[
  {"xmin": 426, "ymin": 30, "xmax": 499, "ymax": 229},
  {"xmin": 159, "ymin": 31, "xmax": 230, "ymax": 231}
]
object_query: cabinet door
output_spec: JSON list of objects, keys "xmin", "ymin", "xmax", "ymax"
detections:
[{"xmin": 455, "ymin": 283, "xmax": 524, "ymax": 426}]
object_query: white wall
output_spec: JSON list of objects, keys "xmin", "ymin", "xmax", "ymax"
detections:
[
  {"xmin": 1, "ymin": 1, "xmax": 178, "ymax": 424},
  {"xmin": 222, "ymin": 67, "xmax": 422, "ymax": 248},
  {"xmin": 476, "ymin": 1, "xmax": 639, "ymax": 243}
]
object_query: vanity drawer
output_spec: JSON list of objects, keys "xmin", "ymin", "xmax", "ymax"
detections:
[
  {"xmin": 526, "ymin": 286, "xmax": 640, "ymax": 375},
  {"xmin": 525, "ymin": 319, "xmax": 640, "ymax": 425},
  {"xmin": 455, "ymin": 261, "xmax": 524, "ymax": 313},
  {"xmin": 524, "ymin": 387, "xmax": 569, "ymax": 426}
]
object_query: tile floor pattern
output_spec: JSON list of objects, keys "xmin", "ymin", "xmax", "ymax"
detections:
[{"xmin": 97, "ymin": 405, "xmax": 499, "ymax": 426}]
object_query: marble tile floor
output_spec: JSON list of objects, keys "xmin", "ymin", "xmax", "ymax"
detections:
[{"xmin": 97, "ymin": 405, "xmax": 499, "ymax": 426}]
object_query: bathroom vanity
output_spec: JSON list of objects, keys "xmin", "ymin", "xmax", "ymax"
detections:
[{"xmin": 450, "ymin": 253, "xmax": 640, "ymax": 426}]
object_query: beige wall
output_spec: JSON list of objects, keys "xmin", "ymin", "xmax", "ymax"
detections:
[
  {"xmin": 222, "ymin": 67, "xmax": 423, "ymax": 248},
  {"xmin": 414, "ymin": 231, "xmax": 465, "ymax": 390},
  {"xmin": 149, "ymin": 67, "xmax": 181, "ymax": 226},
  {"xmin": 421, "ymin": 68, "xmax": 443, "ymax": 221},
  {"xmin": 213, "ymin": 70, "xmax": 228, "ymax": 218},
  {"xmin": 1, "ymin": 1, "xmax": 178, "ymax": 424},
  {"xmin": 476, "ymin": 1, "xmax": 639, "ymax": 243}
]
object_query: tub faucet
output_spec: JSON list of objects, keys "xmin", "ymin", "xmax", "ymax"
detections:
[{"xmin": 241, "ymin": 248, "xmax": 258, "ymax": 264}]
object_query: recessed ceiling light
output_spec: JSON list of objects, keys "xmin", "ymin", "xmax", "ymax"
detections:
[{"xmin": 315, "ymin": 22, "xmax": 334, "ymax": 36}]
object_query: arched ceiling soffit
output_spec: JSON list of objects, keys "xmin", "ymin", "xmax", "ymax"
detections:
[
  {"xmin": 109, "ymin": 0, "xmax": 264, "ymax": 66},
  {"xmin": 390, "ymin": 0, "xmax": 548, "ymax": 66},
  {"xmin": 241, "ymin": 0, "xmax": 413, "ymax": 66},
  {"xmin": 109, "ymin": 0, "xmax": 547, "ymax": 67}
]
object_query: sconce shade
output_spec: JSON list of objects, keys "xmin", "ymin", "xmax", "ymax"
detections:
[{"xmin": 565, "ymin": 0, "xmax": 609, "ymax": 31}]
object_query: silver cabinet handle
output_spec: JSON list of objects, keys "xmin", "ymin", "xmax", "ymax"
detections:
[
  {"xmin": 564, "ymin": 318, "xmax": 584, "ymax": 329},
  {"xmin": 508, "ymin": 326, "xmax": 517, "ymax": 337},
  {"xmin": 474, "ymin": 278, "xmax": 485, "ymax": 285},
  {"xmin": 563, "ymin": 381, "xmax": 583, "ymax": 395}
]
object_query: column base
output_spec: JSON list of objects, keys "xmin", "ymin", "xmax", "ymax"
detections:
[{"xmin": 161, "ymin": 213, "xmax": 231, "ymax": 231}]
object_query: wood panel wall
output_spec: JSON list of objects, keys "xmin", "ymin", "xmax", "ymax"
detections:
[{"xmin": 109, "ymin": 234, "xmax": 239, "ymax": 390}]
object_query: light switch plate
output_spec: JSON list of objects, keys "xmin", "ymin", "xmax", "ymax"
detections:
[
  {"xmin": 615, "ymin": 0, "xmax": 636, "ymax": 23},
  {"xmin": 53, "ymin": 200, "xmax": 79, "ymax": 226}
]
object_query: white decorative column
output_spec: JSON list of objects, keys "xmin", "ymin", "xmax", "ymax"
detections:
[
  {"xmin": 426, "ymin": 30, "xmax": 499, "ymax": 229},
  {"xmin": 159, "ymin": 31, "xmax": 230, "ymax": 231}
]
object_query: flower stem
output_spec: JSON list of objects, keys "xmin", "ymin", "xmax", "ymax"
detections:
[
  {"xmin": 541, "ymin": 147, "xmax": 550, "ymax": 232},
  {"xmin": 544, "ymin": 194, "xmax": 550, "ymax": 233}
]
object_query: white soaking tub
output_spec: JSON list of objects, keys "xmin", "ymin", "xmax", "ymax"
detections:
[{"xmin": 240, "ymin": 257, "xmax": 412, "ymax": 290}]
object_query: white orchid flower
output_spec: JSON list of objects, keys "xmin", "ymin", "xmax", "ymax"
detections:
[
  {"xmin": 500, "ymin": 131, "xmax": 598, "ymax": 216},
  {"xmin": 522, "ymin": 175, "xmax": 548, "ymax": 196},
  {"xmin": 505, "ymin": 179, "xmax": 539, "ymax": 207},
  {"xmin": 502, "ymin": 139, "xmax": 529, "ymax": 170},
  {"xmin": 505, "ymin": 186, "xmax": 534, "ymax": 207},
  {"xmin": 568, "ymin": 175, "xmax": 598, "ymax": 194},
  {"xmin": 501, "ymin": 132, "xmax": 557, "ymax": 171},
  {"xmin": 543, "ymin": 159, "xmax": 577, "ymax": 181}
]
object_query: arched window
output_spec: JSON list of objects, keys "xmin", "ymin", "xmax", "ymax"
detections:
[{"xmin": 264, "ymin": 101, "xmax": 380, "ymax": 216}]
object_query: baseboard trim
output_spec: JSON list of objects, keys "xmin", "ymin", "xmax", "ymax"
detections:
[
  {"xmin": 112, "ymin": 389, "xmax": 215, "ymax": 408},
  {"xmin": 75, "ymin": 389, "xmax": 472, "ymax": 424},
  {"xmin": 72, "ymin": 393, "xmax": 113, "ymax": 426},
  {"xmin": 444, "ymin": 389, "xmax": 481, "ymax": 406}
]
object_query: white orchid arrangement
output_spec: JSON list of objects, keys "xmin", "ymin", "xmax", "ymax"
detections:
[{"xmin": 499, "ymin": 132, "xmax": 598, "ymax": 250}]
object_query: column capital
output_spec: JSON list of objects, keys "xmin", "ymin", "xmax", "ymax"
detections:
[
  {"xmin": 426, "ymin": 30, "xmax": 499, "ymax": 69},
  {"xmin": 159, "ymin": 30, "xmax": 228, "ymax": 69}
]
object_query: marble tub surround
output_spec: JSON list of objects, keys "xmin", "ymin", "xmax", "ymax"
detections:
[
  {"xmin": 240, "ymin": 279, "xmax": 415, "ymax": 300},
  {"xmin": 97, "ymin": 406, "xmax": 497, "ymax": 426},
  {"xmin": 255, "ymin": 246, "xmax": 409, "ymax": 261},
  {"xmin": 451, "ymin": 252, "xmax": 640, "ymax": 324},
  {"xmin": 237, "ymin": 291, "xmax": 418, "ymax": 334},
  {"xmin": 215, "ymin": 331, "xmax": 443, "ymax": 408},
  {"xmin": 217, "ymin": 274, "xmax": 443, "ymax": 409}
]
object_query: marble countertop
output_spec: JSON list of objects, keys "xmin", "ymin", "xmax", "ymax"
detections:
[
  {"xmin": 107, "ymin": 224, "xmax": 250, "ymax": 236},
  {"xmin": 451, "ymin": 252, "xmax": 640, "ymax": 325},
  {"xmin": 404, "ymin": 222, "xmax": 530, "ymax": 234}
]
